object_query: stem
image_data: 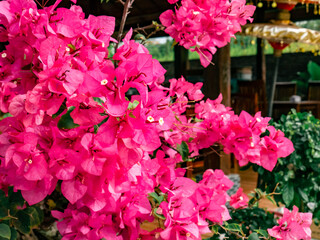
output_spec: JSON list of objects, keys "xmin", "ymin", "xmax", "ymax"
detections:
[
  {"xmin": 196, "ymin": 47, "xmax": 215, "ymax": 67},
  {"xmin": 161, "ymin": 139, "xmax": 179, "ymax": 153},
  {"xmin": 115, "ymin": 0, "xmax": 135, "ymax": 51},
  {"xmin": 194, "ymin": 146, "xmax": 221, "ymax": 159},
  {"xmin": 117, "ymin": 0, "xmax": 125, "ymax": 5},
  {"xmin": 133, "ymin": 23, "xmax": 166, "ymax": 44},
  {"xmin": 219, "ymin": 225, "xmax": 245, "ymax": 239}
]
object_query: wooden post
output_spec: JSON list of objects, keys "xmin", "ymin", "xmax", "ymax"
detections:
[
  {"xmin": 174, "ymin": 45, "xmax": 189, "ymax": 78},
  {"xmin": 203, "ymin": 44, "xmax": 231, "ymax": 174},
  {"xmin": 256, "ymin": 38, "xmax": 266, "ymax": 84},
  {"xmin": 203, "ymin": 45, "xmax": 231, "ymax": 106}
]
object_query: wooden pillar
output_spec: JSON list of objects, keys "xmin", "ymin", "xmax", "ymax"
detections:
[
  {"xmin": 174, "ymin": 45, "xmax": 189, "ymax": 78},
  {"xmin": 256, "ymin": 38, "xmax": 266, "ymax": 83},
  {"xmin": 203, "ymin": 44, "xmax": 231, "ymax": 174},
  {"xmin": 203, "ymin": 44, "xmax": 231, "ymax": 105}
]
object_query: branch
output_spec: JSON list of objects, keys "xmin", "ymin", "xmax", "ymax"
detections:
[
  {"xmin": 115, "ymin": 0, "xmax": 135, "ymax": 51},
  {"xmin": 133, "ymin": 23, "xmax": 166, "ymax": 44},
  {"xmin": 219, "ymin": 225, "xmax": 246, "ymax": 239},
  {"xmin": 117, "ymin": 0, "xmax": 125, "ymax": 5}
]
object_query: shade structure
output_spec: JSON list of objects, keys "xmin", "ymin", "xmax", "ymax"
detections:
[
  {"xmin": 241, "ymin": 22, "xmax": 320, "ymax": 45},
  {"xmin": 240, "ymin": 21, "xmax": 320, "ymax": 116}
]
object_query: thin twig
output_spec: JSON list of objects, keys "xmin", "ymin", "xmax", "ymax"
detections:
[
  {"xmin": 133, "ymin": 23, "xmax": 166, "ymax": 44},
  {"xmin": 134, "ymin": 24, "xmax": 149, "ymax": 35},
  {"xmin": 117, "ymin": 0, "xmax": 125, "ymax": 5},
  {"xmin": 219, "ymin": 225, "xmax": 245, "ymax": 239},
  {"xmin": 115, "ymin": 0, "xmax": 134, "ymax": 51},
  {"xmin": 34, "ymin": 0, "xmax": 43, "ymax": 8},
  {"xmin": 196, "ymin": 47, "xmax": 215, "ymax": 67}
]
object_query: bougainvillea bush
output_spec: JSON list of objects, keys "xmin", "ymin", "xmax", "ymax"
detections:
[{"xmin": 0, "ymin": 0, "xmax": 313, "ymax": 239}]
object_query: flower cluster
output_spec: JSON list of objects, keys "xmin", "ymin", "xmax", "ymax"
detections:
[
  {"xmin": 268, "ymin": 206, "xmax": 313, "ymax": 240},
  {"xmin": 194, "ymin": 98, "xmax": 294, "ymax": 171},
  {"xmin": 160, "ymin": 0, "xmax": 256, "ymax": 67},
  {"xmin": 156, "ymin": 169, "xmax": 233, "ymax": 239},
  {"xmin": 0, "ymin": 0, "xmax": 305, "ymax": 239}
]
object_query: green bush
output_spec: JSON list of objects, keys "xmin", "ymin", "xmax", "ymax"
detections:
[{"xmin": 254, "ymin": 109, "xmax": 320, "ymax": 224}]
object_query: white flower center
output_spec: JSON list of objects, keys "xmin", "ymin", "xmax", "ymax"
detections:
[
  {"xmin": 101, "ymin": 79, "xmax": 108, "ymax": 85},
  {"xmin": 102, "ymin": 42, "xmax": 105, "ymax": 48},
  {"xmin": 256, "ymin": 117, "xmax": 261, "ymax": 122},
  {"xmin": 28, "ymin": 159, "xmax": 33, "ymax": 164},
  {"xmin": 159, "ymin": 117, "xmax": 164, "ymax": 126},
  {"xmin": 1, "ymin": 53, "xmax": 7, "ymax": 58},
  {"xmin": 65, "ymin": 47, "xmax": 71, "ymax": 52},
  {"xmin": 147, "ymin": 116, "xmax": 154, "ymax": 122},
  {"xmin": 250, "ymin": 142, "xmax": 254, "ymax": 147}
]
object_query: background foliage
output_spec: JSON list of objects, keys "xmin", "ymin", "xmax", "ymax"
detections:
[{"xmin": 253, "ymin": 109, "xmax": 320, "ymax": 225}]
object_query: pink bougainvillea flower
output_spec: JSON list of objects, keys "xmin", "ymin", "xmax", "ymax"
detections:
[
  {"xmin": 61, "ymin": 177, "xmax": 88, "ymax": 205},
  {"xmin": 260, "ymin": 126, "xmax": 294, "ymax": 171},
  {"xmin": 229, "ymin": 187, "xmax": 249, "ymax": 209},
  {"xmin": 67, "ymin": 94, "xmax": 105, "ymax": 126},
  {"xmin": 268, "ymin": 206, "xmax": 312, "ymax": 240},
  {"xmin": 84, "ymin": 15, "xmax": 115, "ymax": 45},
  {"xmin": 49, "ymin": 7, "xmax": 85, "ymax": 38},
  {"xmin": 161, "ymin": 0, "xmax": 255, "ymax": 67}
]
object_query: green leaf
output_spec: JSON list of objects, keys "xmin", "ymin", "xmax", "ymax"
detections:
[
  {"xmin": 0, "ymin": 190, "xmax": 9, "ymax": 209},
  {"xmin": 254, "ymin": 188, "xmax": 264, "ymax": 198},
  {"xmin": 24, "ymin": 207, "xmax": 41, "ymax": 227},
  {"xmin": 8, "ymin": 191, "xmax": 25, "ymax": 214},
  {"xmin": 153, "ymin": 208, "xmax": 166, "ymax": 220},
  {"xmin": 128, "ymin": 112, "xmax": 136, "ymax": 118},
  {"xmin": 254, "ymin": 229, "xmax": 268, "ymax": 238},
  {"xmin": 128, "ymin": 100, "xmax": 140, "ymax": 110},
  {"xmin": 224, "ymin": 223, "xmax": 242, "ymax": 233},
  {"xmin": 134, "ymin": 34, "xmax": 146, "ymax": 41},
  {"xmin": 176, "ymin": 141, "xmax": 189, "ymax": 161},
  {"xmin": 10, "ymin": 228, "xmax": 17, "ymax": 240},
  {"xmin": 211, "ymin": 225, "xmax": 219, "ymax": 234},
  {"xmin": 0, "ymin": 224, "xmax": 11, "ymax": 240},
  {"xmin": 266, "ymin": 195, "xmax": 276, "ymax": 205},
  {"xmin": 298, "ymin": 188, "xmax": 309, "ymax": 202},
  {"xmin": 52, "ymin": 102, "xmax": 66, "ymax": 118},
  {"xmin": 93, "ymin": 97, "xmax": 104, "ymax": 105},
  {"xmin": 148, "ymin": 192, "xmax": 164, "ymax": 204},
  {"xmin": 12, "ymin": 210, "xmax": 31, "ymax": 234},
  {"xmin": 248, "ymin": 232, "xmax": 259, "ymax": 240},
  {"xmin": 0, "ymin": 113, "xmax": 12, "ymax": 120},
  {"xmin": 282, "ymin": 181, "xmax": 294, "ymax": 206},
  {"xmin": 67, "ymin": 44, "xmax": 76, "ymax": 51},
  {"xmin": 308, "ymin": 61, "xmax": 320, "ymax": 80},
  {"xmin": 57, "ymin": 106, "xmax": 79, "ymax": 129}
]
